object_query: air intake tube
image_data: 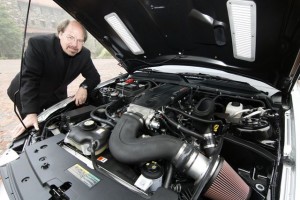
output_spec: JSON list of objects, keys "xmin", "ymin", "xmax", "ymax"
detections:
[
  {"xmin": 109, "ymin": 113, "xmax": 210, "ymax": 180},
  {"xmin": 109, "ymin": 112, "xmax": 251, "ymax": 199}
]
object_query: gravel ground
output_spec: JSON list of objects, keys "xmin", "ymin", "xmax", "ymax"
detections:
[{"xmin": 0, "ymin": 59, "xmax": 125, "ymax": 155}]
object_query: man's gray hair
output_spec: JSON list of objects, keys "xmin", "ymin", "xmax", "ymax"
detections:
[{"xmin": 57, "ymin": 19, "xmax": 88, "ymax": 42}]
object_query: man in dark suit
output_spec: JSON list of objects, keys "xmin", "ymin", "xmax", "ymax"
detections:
[{"xmin": 7, "ymin": 19, "xmax": 100, "ymax": 137}]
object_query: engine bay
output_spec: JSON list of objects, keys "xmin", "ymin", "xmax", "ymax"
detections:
[{"xmin": 4, "ymin": 73, "xmax": 284, "ymax": 200}]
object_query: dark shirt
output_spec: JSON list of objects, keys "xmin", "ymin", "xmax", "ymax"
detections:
[{"xmin": 62, "ymin": 51, "xmax": 71, "ymax": 78}]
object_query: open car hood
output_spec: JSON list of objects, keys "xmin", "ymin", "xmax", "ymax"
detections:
[
  {"xmin": 1, "ymin": 2, "xmax": 300, "ymax": 198},
  {"xmin": 54, "ymin": 0, "xmax": 300, "ymax": 93}
]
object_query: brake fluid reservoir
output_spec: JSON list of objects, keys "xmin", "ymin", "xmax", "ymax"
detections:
[{"xmin": 225, "ymin": 102, "xmax": 243, "ymax": 118}]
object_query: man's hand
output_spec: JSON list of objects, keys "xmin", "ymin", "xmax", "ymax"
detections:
[
  {"xmin": 74, "ymin": 87, "xmax": 87, "ymax": 106},
  {"xmin": 12, "ymin": 113, "xmax": 39, "ymax": 139}
]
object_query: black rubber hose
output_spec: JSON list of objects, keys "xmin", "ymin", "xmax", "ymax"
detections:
[
  {"xmin": 90, "ymin": 109, "xmax": 116, "ymax": 128},
  {"xmin": 159, "ymin": 116, "xmax": 183, "ymax": 138},
  {"xmin": 109, "ymin": 113, "xmax": 185, "ymax": 164},
  {"xmin": 165, "ymin": 106, "xmax": 223, "ymax": 125},
  {"xmin": 161, "ymin": 113, "xmax": 205, "ymax": 140},
  {"xmin": 104, "ymin": 103, "xmax": 117, "ymax": 122},
  {"xmin": 163, "ymin": 163, "xmax": 174, "ymax": 189},
  {"xmin": 41, "ymin": 114, "xmax": 61, "ymax": 139}
]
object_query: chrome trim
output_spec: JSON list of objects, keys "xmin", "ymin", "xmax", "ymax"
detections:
[
  {"xmin": 38, "ymin": 97, "xmax": 74, "ymax": 123},
  {"xmin": 280, "ymin": 86, "xmax": 300, "ymax": 200},
  {"xmin": 288, "ymin": 49, "xmax": 300, "ymax": 82},
  {"xmin": 279, "ymin": 164, "xmax": 295, "ymax": 200},
  {"xmin": 174, "ymin": 143, "xmax": 187, "ymax": 161},
  {"xmin": 283, "ymin": 111, "xmax": 293, "ymax": 161}
]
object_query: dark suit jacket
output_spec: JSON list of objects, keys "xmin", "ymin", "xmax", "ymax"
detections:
[{"xmin": 7, "ymin": 34, "xmax": 100, "ymax": 115}]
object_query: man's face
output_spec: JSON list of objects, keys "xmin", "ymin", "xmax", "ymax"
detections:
[{"xmin": 58, "ymin": 21, "xmax": 85, "ymax": 56}]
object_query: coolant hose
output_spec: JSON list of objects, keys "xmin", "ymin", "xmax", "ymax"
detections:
[
  {"xmin": 160, "ymin": 112, "xmax": 206, "ymax": 140},
  {"xmin": 90, "ymin": 107, "xmax": 116, "ymax": 128},
  {"xmin": 90, "ymin": 103, "xmax": 115, "ymax": 128},
  {"xmin": 165, "ymin": 106, "xmax": 223, "ymax": 125}
]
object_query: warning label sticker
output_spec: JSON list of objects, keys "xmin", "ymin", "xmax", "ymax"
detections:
[
  {"xmin": 68, "ymin": 164, "xmax": 100, "ymax": 188},
  {"xmin": 97, "ymin": 156, "xmax": 108, "ymax": 163}
]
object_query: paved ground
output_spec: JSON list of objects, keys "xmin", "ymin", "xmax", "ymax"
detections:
[{"xmin": 0, "ymin": 59, "xmax": 125, "ymax": 155}]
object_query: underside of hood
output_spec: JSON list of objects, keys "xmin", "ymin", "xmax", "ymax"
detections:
[{"xmin": 54, "ymin": 0, "xmax": 300, "ymax": 93}]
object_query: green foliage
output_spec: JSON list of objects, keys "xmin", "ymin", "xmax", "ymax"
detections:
[
  {"xmin": 0, "ymin": 4, "xmax": 22, "ymax": 59},
  {"xmin": 98, "ymin": 48, "xmax": 112, "ymax": 59},
  {"xmin": 94, "ymin": 44, "xmax": 103, "ymax": 58},
  {"xmin": 84, "ymin": 33, "xmax": 112, "ymax": 59}
]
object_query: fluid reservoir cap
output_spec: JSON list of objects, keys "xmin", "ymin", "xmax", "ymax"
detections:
[
  {"xmin": 231, "ymin": 102, "xmax": 240, "ymax": 107},
  {"xmin": 141, "ymin": 161, "xmax": 163, "ymax": 179},
  {"xmin": 96, "ymin": 108, "xmax": 106, "ymax": 119},
  {"xmin": 125, "ymin": 78, "xmax": 134, "ymax": 84},
  {"xmin": 81, "ymin": 119, "xmax": 97, "ymax": 131}
]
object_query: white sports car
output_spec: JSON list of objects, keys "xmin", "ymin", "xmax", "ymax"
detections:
[{"xmin": 1, "ymin": 0, "xmax": 300, "ymax": 199}]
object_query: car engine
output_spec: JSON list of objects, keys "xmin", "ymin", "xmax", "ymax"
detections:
[{"xmin": 9, "ymin": 73, "xmax": 283, "ymax": 200}]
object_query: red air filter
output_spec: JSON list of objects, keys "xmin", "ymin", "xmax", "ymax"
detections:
[{"xmin": 204, "ymin": 159, "xmax": 251, "ymax": 200}]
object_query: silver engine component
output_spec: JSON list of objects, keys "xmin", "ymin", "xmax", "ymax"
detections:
[{"xmin": 126, "ymin": 104, "xmax": 157, "ymax": 129}]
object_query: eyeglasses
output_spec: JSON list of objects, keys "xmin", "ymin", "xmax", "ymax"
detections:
[{"xmin": 65, "ymin": 34, "xmax": 85, "ymax": 45}]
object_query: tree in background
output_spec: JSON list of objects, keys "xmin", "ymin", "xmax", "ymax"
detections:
[
  {"xmin": 84, "ymin": 32, "xmax": 112, "ymax": 59},
  {"xmin": 0, "ymin": 4, "xmax": 22, "ymax": 59}
]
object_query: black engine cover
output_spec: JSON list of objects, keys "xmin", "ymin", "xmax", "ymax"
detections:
[{"xmin": 132, "ymin": 84, "xmax": 190, "ymax": 109}]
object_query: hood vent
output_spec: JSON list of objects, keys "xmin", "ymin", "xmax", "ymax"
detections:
[
  {"xmin": 105, "ymin": 12, "xmax": 144, "ymax": 55},
  {"xmin": 227, "ymin": 0, "xmax": 256, "ymax": 62}
]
